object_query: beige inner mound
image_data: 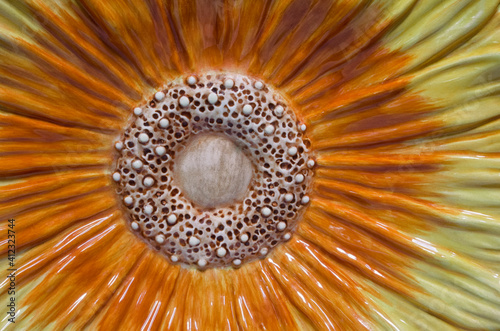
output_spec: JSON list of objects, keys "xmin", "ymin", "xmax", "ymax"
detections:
[{"xmin": 174, "ymin": 134, "xmax": 253, "ymax": 209}]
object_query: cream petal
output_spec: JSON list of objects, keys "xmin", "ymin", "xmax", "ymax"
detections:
[{"xmin": 384, "ymin": 0, "xmax": 499, "ymax": 72}]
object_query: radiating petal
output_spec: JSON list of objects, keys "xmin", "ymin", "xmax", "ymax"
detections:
[
  {"xmin": 178, "ymin": 268, "xmax": 239, "ymax": 330},
  {"xmin": 0, "ymin": 190, "xmax": 118, "ymax": 254},
  {"xmin": 0, "ymin": 211, "xmax": 118, "ymax": 295},
  {"xmin": 232, "ymin": 262, "xmax": 297, "ymax": 330},
  {"xmin": 74, "ymin": 0, "xmax": 183, "ymax": 84},
  {"xmin": 16, "ymin": 223, "xmax": 146, "ymax": 330},
  {"xmin": 270, "ymin": 245, "xmax": 374, "ymax": 330},
  {"xmin": 277, "ymin": 0, "xmax": 417, "ymax": 96},
  {"xmin": 89, "ymin": 250, "xmax": 180, "ymax": 330},
  {"xmin": 265, "ymin": 257, "xmax": 339, "ymax": 330},
  {"xmin": 384, "ymin": 0, "xmax": 499, "ymax": 72}
]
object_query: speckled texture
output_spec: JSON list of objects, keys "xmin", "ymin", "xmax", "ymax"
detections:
[{"xmin": 113, "ymin": 73, "xmax": 312, "ymax": 268}]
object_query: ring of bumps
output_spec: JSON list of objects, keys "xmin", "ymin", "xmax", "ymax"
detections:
[{"xmin": 113, "ymin": 73, "xmax": 313, "ymax": 268}]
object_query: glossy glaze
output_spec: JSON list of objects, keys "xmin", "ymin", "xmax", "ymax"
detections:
[{"xmin": 1, "ymin": 0, "xmax": 500, "ymax": 330}]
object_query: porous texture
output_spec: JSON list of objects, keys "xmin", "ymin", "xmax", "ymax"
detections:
[{"xmin": 113, "ymin": 73, "xmax": 313, "ymax": 269}]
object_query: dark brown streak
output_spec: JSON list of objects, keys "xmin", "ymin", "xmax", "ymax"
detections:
[
  {"xmin": 278, "ymin": 0, "xmax": 373, "ymax": 88},
  {"xmin": 165, "ymin": 1, "xmax": 192, "ymax": 70},
  {"xmin": 286, "ymin": 0, "xmax": 417, "ymax": 95},
  {"xmin": 74, "ymin": 1, "xmax": 154, "ymax": 87},
  {"xmin": 256, "ymin": 0, "xmax": 313, "ymax": 68},
  {"xmin": 239, "ymin": 0, "xmax": 274, "ymax": 62},
  {"xmin": 26, "ymin": 4, "xmax": 141, "ymax": 100}
]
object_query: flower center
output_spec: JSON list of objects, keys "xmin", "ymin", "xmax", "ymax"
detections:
[
  {"xmin": 174, "ymin": 134, "xmax": 253, "ymax": 208},
  {"xmin": 112, "ymin": 73, "xmax": 314, "ymax": 269}
]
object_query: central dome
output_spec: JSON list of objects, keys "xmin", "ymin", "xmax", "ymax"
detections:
[{"xmin": 174, "ymin": 134, "xmax": 253, "ymax": 208}]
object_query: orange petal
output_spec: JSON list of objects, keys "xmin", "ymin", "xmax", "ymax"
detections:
[
  {"xmin": 90, "ymin": 250, "xmax": 180, "ymax": 330},
  {"xmin": 0, "ymin": 175, "xmax": 110, "ymax": 216},
  {"xmin": 275, "ymin": 245, "xmax": 373, "ymax": 330},
  {"xmin": 0, "ymin": 152, "xmax": 110, "ymax": 177},
  {"xmin": 19, "ymin": 222, "xmax": 145, "ymax": 330},
  {"xmin": 178, "ymin": 268, "xmax": 239, "ymax": 330},
  {"xmin": 232, "ymin": 262, "xmax": 296, "ymax": 330},
  {"xmin": 265, "ymin": 258, "xmax": 339, "ymax": 330},
  {"xmin": 0, "ymin": 211, "xmax": 118, "ymax": 294},
  {"xmin": 164, "ymin": 0, "xmax": 225, "ymax": 70},
  {"xmin": 76, "ymin": 0, "xmax": 181, "ymax": 85},
  {"xmin": 0, "ymin": 169, "xmax": 103, "ymax": 202},
  {"xmin": 0, "ymin": 190, "xmax": 118, "ymax": 253}
]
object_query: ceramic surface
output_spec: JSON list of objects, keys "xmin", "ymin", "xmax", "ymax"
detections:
[{"xmin": 0, "ymin": 0, "xmax": 500, "ymax": 330}]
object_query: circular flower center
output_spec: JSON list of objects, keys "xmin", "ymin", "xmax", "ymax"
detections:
[
  {"xmin": 174, "ymin": 134, "xmax": 253, "ymax": 208},
  {"xmin": 112, "ymin": 73, "xmax": 314, "ymax": 269}
]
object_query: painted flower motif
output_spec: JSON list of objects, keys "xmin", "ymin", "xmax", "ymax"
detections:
[{"xmin": 1, "ymin": 0, "xmax": 500, "ymax": 330}]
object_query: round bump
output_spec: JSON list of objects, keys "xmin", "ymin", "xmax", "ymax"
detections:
[
  {"xmin": 171, "ymin": 255, "xmax": 179, "ymax": 262},
  {"xmin": 260, "ymin": 247, "xmax": 268, "ymax": 255},
  {"xmin": 301, "ymin": 195, "xmax": 310, "ymax": 204},
  {"xmin": 144, "ymin": 205, "xmax": 153, "ymax": 215},
  {"xmin": 179, "ymin": 96, "xmax": 190, "ymax": 108},
  {"xmin": 133, "ymin": 107, "xmax": 143, "ymax": 116},
  {"xmin": 167, "ymin": 214, "xmax": 177, "ymax": 225},
  {"xmin": 299, "ymin": 124, "xmax": 306, "ymax": 132},
  {"xmin": 287, "ymin": 147, "xmax": 298, "ymax": 156},
  {"xmin": 254, "ymin": 81, "xmax": 263, "ymax": 90},
  {"xmin": 216, "ymin": 247, "xmax": 227, "ymax": 258},
  {"xmin": 131, "ymin": 222, "xmax": 139, "ymax": 230},
  {"xmin": 242, "ymin": 104, "xmax": 253, "ymax": 115},
  {"xmin": 155, "ymin": 91, "xmax": 165, "ymax": 101},
  {"xmin": 261, "ymin": 207, "xmax": 272, "ymax": 217},
  {"xmin": 159, "ymin": 118, "xmax": 170, "ymax": 128},
  {"xmin": 283, "ymin": 233, "xmax": 291, "ymax": 241},
  {"xmin": 274, "ymin": 105, "xmax": 284, "ymax": 117},
  {"xmin": 115, "ymin": 142, "xmax": 123, "ymax": 151},
  {"xmin": 188, "ymin": 236, "xmax": 201, "ymax": 246},
  {"xmin": 124, "ymin": 196, "xmax": 133, "ymax": 205},
  {"xmin": 208, "ymin": 92, "xmax": 218, "ymax": 104},
  {"xmin": 295, "ymin": 174, "xmax": 305, "ymax": 184},
  {"xmin": 155, "ymin": 234, "xmax": 165, "ymax": 244},
  {"xmin": 224, "ymin": 78, "xmax": 234, "ymax": 89},
  {"xmin": 143, "ymin": 176, "xmax": 154, "ymax": 187},
  {"xmin": 155, "ymin": 146, "xmax": 166, "ymax": 156},
  {"xmin": 232, "ymin": 259, "xmax": 242, "ymax": 266},
  {"xmin": 198, "ymin": 259, "xmax": 207, "ymax": 268},
  {"xmin": 187, "ymin": 76, "xmax": 197, "ymax": 85},
  {"xmin": 138, "ymin": 133, "xmax": 149, "ymax": 144},
  {"xmin": 307, "ymin": 159, "xmax": 315, "ymax": 168},
  {"xmin": 240, "ymin": 234, "xmax": 249, "ymax": 243},
  {"xmin": 277, "ymin": 221, "xmax": 287, "ymax": 231},
  {"xmin": 132, "ymin": 160, "xmax": 143, "ymax": 170},
  {"xmin": 284, "ymin": 193, "xmax": 294, "ymax": 202},
  {"xmin": 112, "ymin": 172, "xmax": 121, "ymax": 182},
  {"xmin": 264, "ymin": 125, "xmax": 275, "ymax": 135}
]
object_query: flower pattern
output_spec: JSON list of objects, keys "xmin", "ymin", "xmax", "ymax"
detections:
[{"xmin": 1, "ymin": 0, "xmax": 500, "ymax": 330}]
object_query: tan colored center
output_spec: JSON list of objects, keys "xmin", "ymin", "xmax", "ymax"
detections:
[{"xmin": 174, "ymin": 134, "xmax": 253, "ymax": 209}]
